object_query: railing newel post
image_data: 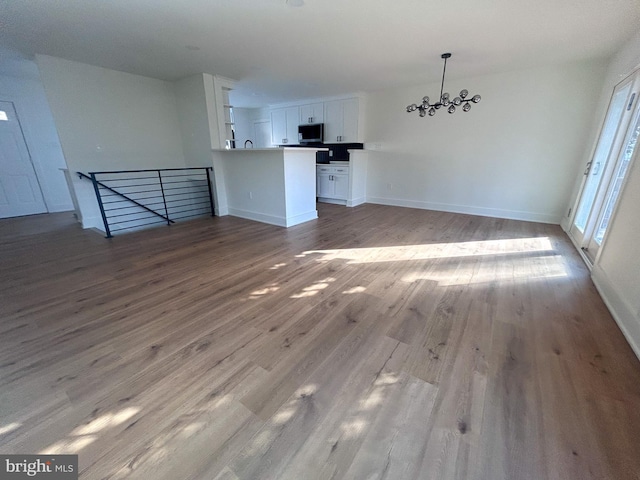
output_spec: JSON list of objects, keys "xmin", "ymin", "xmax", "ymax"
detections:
[
  {"xmin": 158, "ymin": 170, "xmax": 171, "ymax": 225},
  {"xmin": 205, "ymin": 167, "xmax": 215, "ymax": 217},
  {"xmin": 90, "ymin": 172, "xmax": 113, "ymax": 238}
]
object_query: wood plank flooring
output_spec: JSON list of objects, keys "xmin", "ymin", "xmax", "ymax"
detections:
[{"xmin": 1, "ymin": 203, "xmax": 639, "ymax": 479}]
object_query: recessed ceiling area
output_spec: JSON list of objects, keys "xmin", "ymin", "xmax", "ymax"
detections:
[{"xmin": 1, "ymin": 0, "xmax": 639, "ymax": 107}]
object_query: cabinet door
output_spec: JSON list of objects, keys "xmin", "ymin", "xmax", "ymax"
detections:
[
  {"xmin": 324, "ymin": 100, "xmax": 343, "ymax": 143},
  {"xmin": 300, "ymin": 103, "xmax": 324, "ymax": 125},
  {"xmin": 270, "ymin": 108, "xmax": 287, "ymax": 145},
  {"xmin": 317, "ymin": 173, "xmax": 333, "ymax": 198},
  {"xmin": 341, "ymin": 98, "xmax": 359, "ymax": 143},
  {"xmin": 285, "ymin": 106, "xmax": 300, "ymax": 145},
  {"xmin": 333, "ymin": 174, "xmax": 349, "ymax": 199}
]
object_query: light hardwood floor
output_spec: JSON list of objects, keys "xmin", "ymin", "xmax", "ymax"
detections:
[{"xmin": 1, "ymin": 204, "xmax": 639, "ymax": 480}]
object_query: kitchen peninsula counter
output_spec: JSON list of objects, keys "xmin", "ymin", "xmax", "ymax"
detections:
[{"xmin": 211, "ymin": 147, "xmax": 327, "ymax": 227}]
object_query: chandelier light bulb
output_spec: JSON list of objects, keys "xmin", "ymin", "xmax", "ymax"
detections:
[{"xmin": 406, "ymin": 54, "xmax": 481, "ymax": 118}]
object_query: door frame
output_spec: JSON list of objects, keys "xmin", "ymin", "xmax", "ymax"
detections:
[{"xmin": 567, "ymin": 65, "xmax": 640, "ymax": 265}]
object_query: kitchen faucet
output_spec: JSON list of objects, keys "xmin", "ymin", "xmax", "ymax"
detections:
[{"xmin": 244, "ymin": 139, "xmax": 253, "ymax": 148}]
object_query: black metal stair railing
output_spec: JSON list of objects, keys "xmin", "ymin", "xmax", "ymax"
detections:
[{"xmin": 78, "ymin": 167, "xmax": 214, "ymax": 237}]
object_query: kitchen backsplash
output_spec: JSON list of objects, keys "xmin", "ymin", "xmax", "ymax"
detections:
[{"xmin": 315, "ymin": 143, "xmax": 363, "ymax": 163}]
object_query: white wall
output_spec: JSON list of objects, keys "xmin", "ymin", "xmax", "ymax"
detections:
[
  {"xmin": 36, "ymin": 55, "xmax": 186, "ymax": 173},
  {"xmin": 36, "ymin": 55, "xmax": 187, "ymax": 228},
  {"xmin": 589, "ymin": 31, "xmax": 640, "ymax": 359},
  {"xmin": 0, "ymin": 49, "xmax": 73, "ymax": 213},
  {"xmin": 364, "ymin": 59, "xmax": 608, "ymax": 224},
  {"xmin": 213, "ymin": 148, "xmax": 318, "ymax": 227},
  {"xmin": 174, "ymin": 74, "xmax": 214, "ymax": 167},
  {"xmin": 216, "ymin": 149, "xmax": 286, "ymax": 226},
  {"xmin": 283, "ymin": 149, "xmax": 318, "ymax": 226},
  {"xmin": 231, "ymin": 108, "xmax": 254, "ymax": 148}
]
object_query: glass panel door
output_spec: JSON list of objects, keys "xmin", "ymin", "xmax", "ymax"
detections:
[
  {"xmin": 569, "ymin": 71, "xmax": 638, "ymax": 262},
  {"xmin": 586, "ymin": 97, "xmax": 640, "ymax": 258}
]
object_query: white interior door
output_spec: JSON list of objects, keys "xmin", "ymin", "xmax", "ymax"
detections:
[
  {"xmin": 0, "ymin": 101, "xmax": 47, "ymax": 218},
  {"xmin": 569, "ymin": 70, "xmax": 640, "ymax": 262},
  {"xmin": 254, "ymin": 120, "xmax": 271, "ymax": 148}
]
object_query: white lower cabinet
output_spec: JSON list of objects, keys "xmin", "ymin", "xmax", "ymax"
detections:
[{"xmin": 316, "ymin": 165, "xmax": 349, "ymax": 202}]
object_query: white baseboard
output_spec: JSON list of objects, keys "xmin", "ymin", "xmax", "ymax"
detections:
[
  {"xmin": 215, "ymin": 206, "xmax": 229, "ymax": 216},
  {"xmin": 366, "ymin": 196, "xmax": 561, "ymax": 224},
  {"xmin": 318, "ymin": 197, "xmax": 347, "ymax": 206},
  {"xmin": 47, "ymin": 204, "xmax": 75, "ymax": 213},
  {"xmin": 227, "ymin": 208, "xmax": 317, "ymax": 228},
  {"xmin": 592, "ymin": 264, "xmax": 640, "ymax": 361},
  {"xmin": 81, "ymin": 215, "xmax": 105, "ymax": 232},
  {"xmin": 228, "ymin": 208, "xmax": 287, "ymax": 227},
  {"xmin": 285, "ymin": 210, "xmax": 318, "ymax": 227},
  {"xmin": 347, "ymin": 196, "xmax": 366, "ymax": 207}
]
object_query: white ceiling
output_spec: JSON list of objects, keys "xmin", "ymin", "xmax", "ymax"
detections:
[{"xmin": 1, "ymin": 0, "xmax": 639, "ymax": 107}]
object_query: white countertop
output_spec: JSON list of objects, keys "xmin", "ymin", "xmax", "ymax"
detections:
[{"xmin": 213, "ymin": 147, "xmax": 328, "ymax": 152}]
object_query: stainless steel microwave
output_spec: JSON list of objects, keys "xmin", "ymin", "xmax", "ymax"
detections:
[{"xmin": 298, "ymin": 123, "xmax": 324, "ymax": 144}]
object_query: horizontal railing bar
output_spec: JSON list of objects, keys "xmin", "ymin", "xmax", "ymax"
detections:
[
  {"xmin": 155, "ymin": 180, "xmax": 207, "ymax": 188},
  {"xmin": 168, "ymin": 207, "xmax": 210, "ymax": 215},
  {"xmin": 106, "ymin": 211, "xmax": 161, "ymax": 220},
  {"xmin": 164, "ymin": 194, "xmax": 209, "ymax": 201},
  {"xmin": 101, "ymin": 194, "xmax": 164, "ymax": 203},
  {"xmin": 170, "ymin": 212, "xmax": 212, "ymax": 221},
  {"xmin": 95, "ymin": 175, "xmax": 159, "ymax": 180},
  {"xmin": 166, "ymin": 199, "xmax": 210, "ymax": 207},
  {"xmin": 167, "ymin": 198, "xmax": 210, "ymax": 206},
  {"xmin": 108, "ymin": 215, "xmax": 164, "ymax": 225},
  {"xmin": 163, "ymin": 191, "xmax": 209, "ymax": 198},
  {"xmin": 102, "ymin": 199, "xmax": 164, "ymax": 206},
  {"xmin": 100, "ymin": 187, "xmax": 164, "ymax": 196},
  {"xmin": 168, "ymin": 206, "xmax": 212, "ymax": 215},
  {"xmin": 106, "ymin": 210, "xmax": 168, "ymax": 219},
  {"xmin": 161, "ymin": 185, "xmax": 210, "ymax": 192},
  {"xmin": 103, "ymin": 192, "xmax": 162, "ymax": 203},
  {"xmin": 156, "ymin": 175, "xmax": 207, "ymax": 185},
  {"xmin": 101, "ymin": 203, "xmax": 167, "ymax": 213},
  {"xmin": 110, "ymin": 220, "xmax": 167, "ymax": 231},
  {"xmin": 159, "ymin": 173, "xmax": 207, "ymax": 177},
  {"xmin": 165, "ymin": 188, "xmax": 209, "ymax": 197},
  {"xmin": 99, "ymin": 181, "xmax": 161, "ymax": 189},
  {"xmin": 90, "ymin": 167, "xmax": 212, "ymax": 175}
]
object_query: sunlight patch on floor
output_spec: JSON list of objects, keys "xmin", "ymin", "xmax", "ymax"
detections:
[
  {"xmin": 342, "ymin": 286, "xmax": 367, "ymax": 295},
  {"xmin": 290, "ymin": 278, "xmax": 336, "ymax": 299},
  {"xmin": 0, "ymin": 422, "xmax": 21, "ymax": 436},
  {"xmin": 302, "ymin": 237, "xmax": 555, "ymax": 264},
  {"xmin": 250, "ymin": 283, "xmax": 280, "ymax": 299},
  {"xmin": 39, "ymin": 407, "xmax": 141, "ymax": 455},
  {"xmin": 403, "ymin": 254, "xmax": 568, "ymax": 286}
]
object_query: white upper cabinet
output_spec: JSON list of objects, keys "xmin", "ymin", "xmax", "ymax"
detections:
[
  {"xmin": 299, "ymin": 103, "xmax": 324, "ymax": 125},
  {"xmin": 271, "ymin": 106, "xmax": 300, "ymax": 145},
  {"xmin": 324, "ymin": 98, "xmax": 359, "ymax": 143}
]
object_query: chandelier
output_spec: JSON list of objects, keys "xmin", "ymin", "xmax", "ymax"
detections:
[{"xmin": 407, "ymin": 53, "xmax": 481, "ymax": 117}]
